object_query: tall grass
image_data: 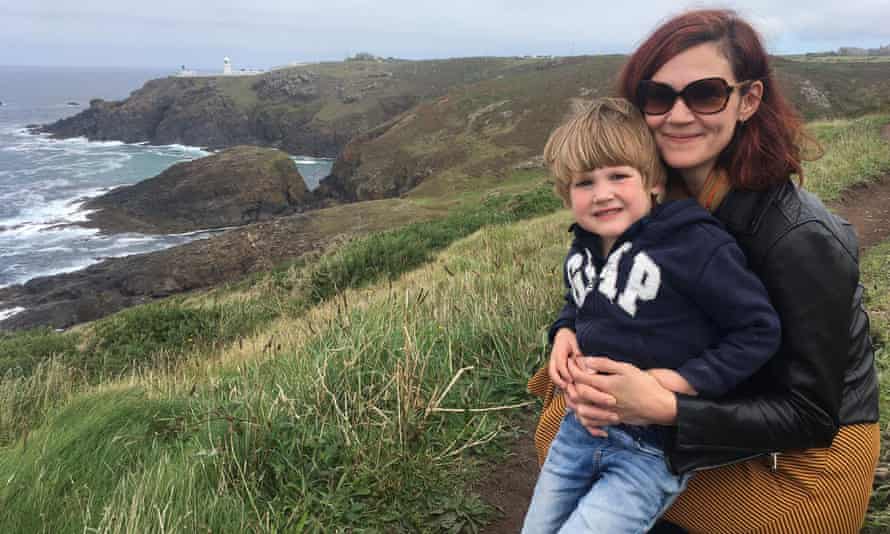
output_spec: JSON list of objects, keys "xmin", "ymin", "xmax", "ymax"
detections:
[{"xmin": 0, "ymin": 212, "xmax": 570, "ymax": 532}]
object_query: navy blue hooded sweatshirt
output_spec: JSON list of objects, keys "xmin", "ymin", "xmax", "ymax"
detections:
[{"xmin": 550, "ymin": 199, "xmax": 781, "ymax": 398}]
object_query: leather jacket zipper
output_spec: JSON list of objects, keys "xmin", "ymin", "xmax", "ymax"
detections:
[{"xmin": 668, "ymin": 450, "xmax": 781, "ymax": 475}]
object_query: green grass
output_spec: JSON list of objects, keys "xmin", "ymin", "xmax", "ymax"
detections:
[
  {"xmin": 0, "ymin": 211, "xmax": 572, "ymax": 532},
  {"xmin": 0, "ymin": 328, "xmax": 79, "ymax": 376},
  {"xmin": 862, "ymin": 240, "xmax": 890, "ymax": 531},
  {"xmin": 803, "ymin": 114, "xmax": 890, "ymax": 202},
  {"xmin": 1, "ymin": 115, "xmax": 889, "ymax": 532},
  {"xmin": 863, "ymin": 241, "xmax": 890, "ymax": 350}
]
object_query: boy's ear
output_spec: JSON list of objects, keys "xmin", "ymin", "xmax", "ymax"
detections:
[{"xmin": 651, "ymin": 182, "xmax": 667, "ymax": 204}]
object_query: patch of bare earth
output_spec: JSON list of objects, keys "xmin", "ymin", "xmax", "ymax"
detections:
[
  {"xmin": 478, "ymin": 124, "xmax": 890, "ymax": 533},
  {"xmin": 475, "ymin": 409, "xmax": 539, "ymax": 534},
  {"xmin": 833, "ymin": 124, "xmax": 890, "ymax": 251}
]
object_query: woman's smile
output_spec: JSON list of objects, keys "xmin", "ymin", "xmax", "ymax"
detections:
[{"xmin": 660, "ymin": 132, "xmax": 704, "ymax": 144}]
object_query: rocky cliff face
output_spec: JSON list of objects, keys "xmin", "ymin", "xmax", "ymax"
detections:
[
  {"xmin": 38, "ymin": 59, "xmax": 544, "ymax": 158},
  {"xmin": 84, "ymin": 146, "xmax": 310, "ymax": 234},
  {"xmin": 44, "ymin": 78, "xmax": 257, "ymax": 148}
]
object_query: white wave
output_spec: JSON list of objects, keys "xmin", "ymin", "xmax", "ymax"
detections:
[
  {"xmin": 0, "ymin": 195, "xmax": 100, "ymax": 233},
  {"xmin": 0, "ymin": 222, "xmax": 97, "ymax": 241},
  {"xmin": 111, "ymin": 235, "xmax": 157, "ymax": 244},
  {"xmin": 13, "ymin": 259, "xmax": 102, "ymax": 283},
  {"xmin": 36, "ymin": 246, "xmax": 74, "ymax": 253},
  {"xmin": 7, "ymin": 129, "xmax": 210, "ymax": 160},
  {"xmin": 0, "ymin": 307, "xmax": 25, "ymax": 321},
  {"xmin": 149, "ymin": 143, "xmax": 210, "ymax": 156},
  {"xmin": 70, "ymin": 156, "xmax": 129, "ymax": 178},
  {"xmin": 52, "ymin": 137, "xmax": 126, "ymax": 148}
]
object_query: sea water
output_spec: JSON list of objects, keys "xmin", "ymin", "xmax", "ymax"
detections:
[{"xmin": 0, "ymin": 66, "xmax": 333, "ymax": 307}]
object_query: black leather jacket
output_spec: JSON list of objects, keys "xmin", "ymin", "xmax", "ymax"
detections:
[{"xmin": 665, "ymin": 181, "xmax": 880, "ymax": 475}]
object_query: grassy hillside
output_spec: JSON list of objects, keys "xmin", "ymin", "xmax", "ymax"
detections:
[
  {"xmin": 1, "ymin": 114, "xmax": 889, "ymax": 532},
  {"xmin": 327, "ymin": 55, "xmax": 890, "ymax": 203}
]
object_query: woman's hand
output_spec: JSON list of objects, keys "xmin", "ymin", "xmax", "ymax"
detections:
[
  {"xmin": 548, "ymin": 328, "xmax": 580, "ymax": 390},
  {"xmin": 648, "ymin": 368, "xmax": 698, "ymax": 396},
  {"xmin": 567, "ymin": 357, "xmax": 678, "ymax": 428}
]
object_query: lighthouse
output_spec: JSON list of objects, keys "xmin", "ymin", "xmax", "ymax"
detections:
[{"xmin": 223, "ymin": 57, "xmax": 232, "ymax": 75}]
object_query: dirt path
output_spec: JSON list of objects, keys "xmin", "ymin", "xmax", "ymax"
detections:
[
  {"xmin": 478, "ymin": 124, "xmax": 890, "ymax": 533},
  {"xmin": 833, "ymin": 124, "xmax": 890, "ymax": 251}
]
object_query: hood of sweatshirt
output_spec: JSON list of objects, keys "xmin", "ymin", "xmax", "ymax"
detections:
[{"xmin": 569, "ymin": 199, "xmax": 724, "ymax": 262}]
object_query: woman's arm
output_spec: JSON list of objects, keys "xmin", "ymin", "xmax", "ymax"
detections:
[
  {"xmin": 669, "ymin": 222, "xmax": 856, "ymax": 450},
  {"xmin": 570, "ymin": 221, "xmax": 858, "ymax": 451}
]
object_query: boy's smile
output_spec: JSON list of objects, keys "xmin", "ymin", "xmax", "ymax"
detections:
[{"xmin": 570, "ymin": 165, "xmax": 662, "ymax": 253}]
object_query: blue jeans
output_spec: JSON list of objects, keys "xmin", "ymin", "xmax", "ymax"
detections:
[{"xmin": 522, "ymin": 412, "xmax": 690, "ymax": 534}]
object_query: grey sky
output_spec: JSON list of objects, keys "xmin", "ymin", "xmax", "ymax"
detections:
[{"xmin": 3, "ymin": 0, "xmax": 889, "ymax": 69}]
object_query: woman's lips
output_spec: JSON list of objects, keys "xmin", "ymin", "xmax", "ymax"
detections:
[{"xmin": 662, "ymin": 133, "xmax": 702, "ymax": 144}]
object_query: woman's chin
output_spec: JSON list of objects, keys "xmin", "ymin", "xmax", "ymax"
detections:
[{"xmin": 662, "ymin": 154, "xmax": 716, "ymax": 180}]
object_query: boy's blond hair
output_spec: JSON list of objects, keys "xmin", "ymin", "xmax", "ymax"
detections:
[{"xmin": 544, "ymin": 97, "xmax": 666, "ymax": 205}]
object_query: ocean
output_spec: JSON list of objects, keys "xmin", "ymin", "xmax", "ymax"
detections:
[{"xmin": 0, "ymin": 65, "xmax": 333, "ymax": 305}]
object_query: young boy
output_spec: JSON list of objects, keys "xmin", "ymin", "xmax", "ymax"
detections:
[{"xmin": 521, "ymin": 98, "xmax": 781, "ymax": 534}]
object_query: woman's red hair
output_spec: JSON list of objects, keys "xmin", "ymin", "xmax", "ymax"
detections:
[{"xmin": 618, "ymin": 9, "xmax": 807, "ymax": 190}]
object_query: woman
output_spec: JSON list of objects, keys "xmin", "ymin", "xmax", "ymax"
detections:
[{"xmin": 530, "ymin": 9, "xmax": 880, "ymax": 533}]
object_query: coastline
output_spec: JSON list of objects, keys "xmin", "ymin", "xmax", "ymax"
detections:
[
  {"xmin": 0, "ymin": 209, "xmax": 321, "ymax": 331},
  {"xmin": 0, "ymin": 126, "xmax": 332, "ymax": 295}
]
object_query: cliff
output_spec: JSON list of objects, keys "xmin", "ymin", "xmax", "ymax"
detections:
[
  {"xmin": 83, "ymin": 146, "xmax": 310, "ymax": 234},
  {"xmin": 39, "ymin": 57, "xmax": 554, "ymax": 157}
]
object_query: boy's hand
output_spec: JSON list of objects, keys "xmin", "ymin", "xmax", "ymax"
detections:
[
  {"xmin": 647, "ymin": 369, "xmax": 698, "ymax": 396},
  {"xmin": 549, "ymin": 328, "xmax": 580, "ymax": 390}
]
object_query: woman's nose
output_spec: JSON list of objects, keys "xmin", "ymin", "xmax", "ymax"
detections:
[{"xmin": 666, "ymin": 96, "xmax": 696, "ymax": 123}]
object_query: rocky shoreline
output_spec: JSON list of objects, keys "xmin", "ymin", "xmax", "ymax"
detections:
[
  {"xmin": 0, "ymin": 212, "xmax": 321, "ymax": 331},
  {"xmin": 0, "ymin": 144, "xmax": 344, "ymax": 332}
]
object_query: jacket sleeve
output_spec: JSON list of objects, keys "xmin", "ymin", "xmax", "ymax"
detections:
[
  {"xmin": 674, "ymin": 241, "xmax": 781, "ymax": 398},
  {"xmin": 548, "ymin": 251, "xmax": 578, "ymax": 345},
  {"xmin": 672, "ymin": 221, "xmax": 856, "ymax": 452}
]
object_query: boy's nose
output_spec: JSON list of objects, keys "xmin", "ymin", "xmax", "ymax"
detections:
[{"xmin": 592, "ymin": 185, "xmax": 614, "ymax": 202}]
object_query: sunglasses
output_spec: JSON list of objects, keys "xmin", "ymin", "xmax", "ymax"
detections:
[{"xmin": 636, "ymin": 77, "xmax": 752, "ymax": 116}]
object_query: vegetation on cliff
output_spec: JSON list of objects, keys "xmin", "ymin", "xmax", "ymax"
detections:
[{"xmin": 323, "ymin": 55, "xmax": 890, "ymax": 202}]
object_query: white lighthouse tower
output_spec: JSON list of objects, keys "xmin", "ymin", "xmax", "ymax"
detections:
[{"xmin": 223, "ymin": 57, "xmax": 232, "ymax": 75}]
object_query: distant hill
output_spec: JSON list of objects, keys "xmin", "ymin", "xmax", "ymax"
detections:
[
  {"xmin": 42, "ymin": 55, "xmax": 890, "ymax": 203},
  {"xmin": 322, "ymin": 55, "xmax": 890, "ymax": 202}
]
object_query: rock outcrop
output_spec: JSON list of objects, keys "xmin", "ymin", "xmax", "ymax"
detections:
[
  {"xmin": 43, "ymin": 79, "xmax": 257, "ymax": 149},
  {"xmin": 84, "ymin": 146, "xmax": 310, "ymax": 234}
]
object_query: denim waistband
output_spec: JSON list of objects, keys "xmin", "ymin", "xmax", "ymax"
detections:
[{"xmin": 614, "ymin": 423, "xmax": 668, "ymax": 450}]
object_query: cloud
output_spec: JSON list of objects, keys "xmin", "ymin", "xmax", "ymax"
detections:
[{"xmin": 1, "ymin": 0, "xmax": 888, "ymax": 67}]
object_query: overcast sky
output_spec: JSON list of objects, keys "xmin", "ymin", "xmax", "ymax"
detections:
[{"xmin": 3, "ymin": 1, "xmax": 889, "ymax": 69}]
